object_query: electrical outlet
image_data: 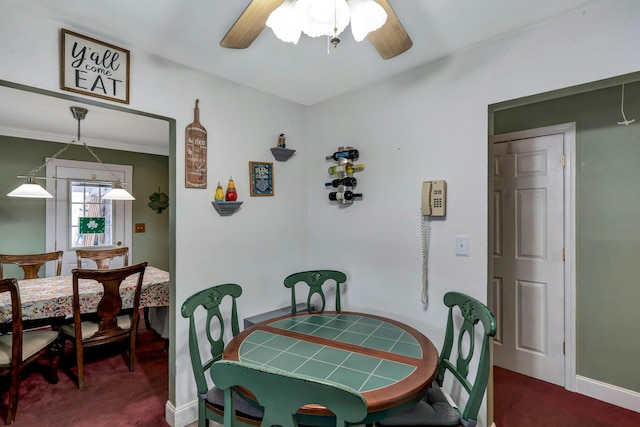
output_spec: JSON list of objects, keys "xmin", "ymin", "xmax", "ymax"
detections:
[{"xmin": 135, "ymin": 223, "xmax": 146, "ymax": 233}]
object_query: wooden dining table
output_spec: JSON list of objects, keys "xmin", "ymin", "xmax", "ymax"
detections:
[
  {"xmin": 0, "ymin": 265, "xmax": 169, "ymax": 324},
  {"xmin": 223, "ymin": 311, "xmax": 439, "ymax": 426}
]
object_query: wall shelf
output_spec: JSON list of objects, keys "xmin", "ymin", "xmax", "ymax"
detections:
[
  {"xmin": 211, "ymin": 201, "xmax": 243, "ymax": 216},
  {"xmin": 270, "ymin": 147, "xmax": 296, "ymax": 162}
]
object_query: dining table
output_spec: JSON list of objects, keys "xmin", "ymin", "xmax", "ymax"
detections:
[
  {"xmin": 223, "ymin": 311, "xmax": 439, "ymax": 426},
  {"xmin": 0, "ymin": 265, "xmax": 170, "ymax": 330}
]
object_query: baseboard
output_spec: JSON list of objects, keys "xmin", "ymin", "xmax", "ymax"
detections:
[
  {"xmin": 165, "ymin": 399, "xmax": 199, "ymax": 427},
  {"xmin": 576, "ymin": 375, "xmax": 640, "ymax": 413}
]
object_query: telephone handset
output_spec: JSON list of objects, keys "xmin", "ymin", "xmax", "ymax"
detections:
[
  {"xmin": 421, "ymin": 180, "xmax": 446, "ymax": 304},
  {"xmin": 421, "ymin": 180, "xmax": 446, "ymax": 217}
]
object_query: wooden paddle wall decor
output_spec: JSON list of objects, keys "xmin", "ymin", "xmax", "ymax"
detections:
[{"xmin": 185, "ymin": 99, "xmax": 207, "ymax": 188}]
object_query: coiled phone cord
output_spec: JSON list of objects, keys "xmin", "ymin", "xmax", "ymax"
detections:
[{"xmin": 421, "ymin": 213, "xmax": 431, "ymax": 304}]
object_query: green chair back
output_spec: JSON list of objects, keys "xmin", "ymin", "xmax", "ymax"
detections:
[
  {"xmin": 211, "ymin": 360, "xmax": 368, "ymax": 427},
  {"xmin": 283, "ymin": 270, "xmax": 347, "ymax": 313},
  {"xmin": 437, "ymin": 291, "xmax": 497, "ymax": 425},
  {"xmin": 181, "ymin": 284, "xmax": 243, "ymax": 427}
]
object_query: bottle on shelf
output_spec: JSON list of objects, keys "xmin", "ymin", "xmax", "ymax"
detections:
[
  {"xmin": 328, "ymin": 191, "xmax": 363, "ymax": 201},
  {"xmin": 327, "ymin": 163, "xmax": 364, "ymax": 175},
  {"xmin": 325, "ymin": 177, "xmax": 358, "ymax": 188},
  {"xmin": 325, "ymin": 149, "xmax": 359, "ymax": 161},
  {"xmin": 277, "ymin": 133, "xmax": 286, "ymax": 148},
  {"xmin": 214, "ymin": 182, "xmax": 225, "ymax": 201},
  {"xmin": 225, "ymin": 176, "xmax": 237, "ymax": 201}
]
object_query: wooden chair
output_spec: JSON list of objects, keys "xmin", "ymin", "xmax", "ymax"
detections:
[
  {"xmin": 211, "ymin": 359, "xmax": 368, "ymax": 427},
  {"xmin": 75, "ymin": 247, "xmax": 129, "ymax": 269},
  {"xmin": 0, "ymin": 251, "xmax": 63, "ymax": 280},
  {"xmin": 74, "ymin": 247, "xmax": 151, "ymax": 330},
  {"xmin": 181, "ymin": 284, "xmax": 264, "ymax": 427},
  {"xmin": 376, "ymin": 292, "xmax": 497, "ymax": 427},
  {"xmin": 0, "ymin": 278, "xmax": 61, "ymax": 425},
  {"xmin": 59, "ymin": 262, "xmax": 147, "ymax": 388},
  {"xmin": 283, "ymin": 270, "xmax": 347, "ymax": 314}
]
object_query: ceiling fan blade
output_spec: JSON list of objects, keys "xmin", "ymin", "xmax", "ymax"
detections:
[
  {"xmin": 368, "ymin": 0, "xmax": 413, "ymax": 60},
  {"xmin": 220, "ymin": 0, "xmax": 284, "ymax": 49}
]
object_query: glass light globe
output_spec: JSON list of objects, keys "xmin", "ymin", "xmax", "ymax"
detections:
[
  {"xmin": 266, "ymin": 0, "xmax": 301, "ymax": 44},
  {"xmin": 348, "ymin": 0, "xmax": 387, "ymax": 42},
  {"xmin": 295, "ymin": 0, "xmax": 350, "ymax": 38}
]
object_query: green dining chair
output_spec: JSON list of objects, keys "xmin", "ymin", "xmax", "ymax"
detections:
[
  {"xmin": 181, "ymin": 284, "xmax": 263, "ymax": 427},
  {"xmin": 211, "ymin": 359, "xmax": 368, "ymax": 427},
  {"xmin": 377, "ymin": 291, "xmax": 497, "ymax": 427},
  {"xmin": 283, "ymin": 270, "xmax": 347, "ymax": 314}
]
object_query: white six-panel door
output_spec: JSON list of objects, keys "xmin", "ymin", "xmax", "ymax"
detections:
[{"xmin": 492, "ymin": 131, "xmax": 566, "ymax": 386}]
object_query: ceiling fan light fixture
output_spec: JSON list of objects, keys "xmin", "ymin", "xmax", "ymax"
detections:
[
  {"xmin": 294, "ymin": 0, "xmax": 350, "ymax": 38},
  {"xmin": 266, "ymin": 0, "xmax": 301, "ymax": 44},
  {"xmin": 223, "ymin": 0, "xmax": 412, "ymax": 59},
  {"xmin": 348, "ymin": 0, "xmax": 387, "ymax": 42}
]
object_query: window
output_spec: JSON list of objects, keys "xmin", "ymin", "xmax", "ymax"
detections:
[{"xmin": 70, "ymin": 181, "xmax": 114, "ymax": 248}]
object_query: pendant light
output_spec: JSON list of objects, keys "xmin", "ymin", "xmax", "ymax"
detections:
[{"xmin": 6, "ymin": 106, "xmax": 135, "ymax": 200}]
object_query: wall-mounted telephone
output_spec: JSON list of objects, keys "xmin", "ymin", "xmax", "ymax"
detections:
[
  {"xmin": 421, "ymin": 180, "xmax": 447, "ymax": 217},
  {"xmin": 421, "ymin": 180, "xmax": 446, "ymax": 304}
]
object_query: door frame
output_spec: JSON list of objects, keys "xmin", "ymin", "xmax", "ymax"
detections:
[
  {"xmin": 44, "ymin": 158, "xmax": 133, "ymax": 275},
  {"xmin": 490, "ymin": 122, "xmax": 577, "ymax": 391}
]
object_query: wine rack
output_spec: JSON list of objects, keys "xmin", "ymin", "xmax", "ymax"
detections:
[{"xmin": 326, "ymin": 146, "xmax": 363, "ymax": 205}]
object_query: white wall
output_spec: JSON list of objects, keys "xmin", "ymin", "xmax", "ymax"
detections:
[
  {"xmin": 0, "ymin": 4, "xmax": 308, "ymax": 426},
  {"xmin": 2, "ymin": 1, "xmax": 640, "ymax": 426},
  {"xmin": 305, "ymin": 1, "xmax": 640, "ymax": 426}
]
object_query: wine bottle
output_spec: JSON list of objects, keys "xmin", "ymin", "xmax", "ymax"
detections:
[
  {"xmin": 225, "ymin": 176, "xmax": 237, "ymax": 201},
  {"xmin": 328, "ymin": 191, "xmax": 363, "ymax": 201},
  {"xmin": 325, "ymin": 149, "xmax": 359, "ymax": 161},
  {"xmin": 214, "ymin": 182, "xmax": 225, "ymax": 201},
  {"xmin": 324, "ymin": 177, "xmax": 358, "ymax": 187},
  {"xmin": 327, "ymin": 163, "xmax": 364, "ymax": 175}
]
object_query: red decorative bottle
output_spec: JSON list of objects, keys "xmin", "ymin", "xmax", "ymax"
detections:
[{"xmin": 225, "ymin": 177, "xmax": 237, "ymax": 201}]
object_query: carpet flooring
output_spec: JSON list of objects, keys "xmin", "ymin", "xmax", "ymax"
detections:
[
  {"xmin": 0, "ymin": 321, "xmax": 169, "ymax": 427},
  {"xmin": 493, "ymin": 366, "xmax": 640, "ymax": 427}
]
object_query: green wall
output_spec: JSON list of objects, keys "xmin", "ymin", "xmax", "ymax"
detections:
[
  {"xmin": 0, "ymin": 136, "xmax": 169, "ymax": 277},
  {"xmin": 494, "ymin": 81, "xmax": 640, "ymax": 393}
]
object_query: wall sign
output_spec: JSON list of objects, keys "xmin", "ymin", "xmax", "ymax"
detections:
[
  {"xmin": 249, "ymin": 161, "xmax": 274, "ymax": 197},
  {"xmin": 185, "ymin": 99, "xmax": 207, "ymax": 188},
  {"xmin": 60, "ymin": 29, "xmax": 130, "ymax": 104}
]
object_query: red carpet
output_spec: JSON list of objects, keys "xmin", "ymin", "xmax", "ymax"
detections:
[
  {"xmin": 0, "ymin": 320, "xmax": 168, "ymax": 427},
  {"xmin": 494, "ymin": 366, "xmax": 640, "ymax": 427}
]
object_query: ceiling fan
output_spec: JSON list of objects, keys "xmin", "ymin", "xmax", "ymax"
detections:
[{"xmin": 220, "ymin": 0, "xmax": 412, "ymax": 60}]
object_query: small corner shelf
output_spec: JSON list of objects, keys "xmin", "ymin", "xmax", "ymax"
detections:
[
  {"xmin": 270, "ymin": 147, "xmax": 296, "ymax": 162},
  {"xmin": 211, "ymin": 201, "xmax": 243, "ymax": 216}
]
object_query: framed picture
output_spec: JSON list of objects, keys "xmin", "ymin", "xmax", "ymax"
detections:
[
  {"xmin": 249, "ymin": 161, "xmax": 274, "ymax": 197},
  {"xmin": 60, "ymin": 29, "xmax": 130, "ymax": 104}
]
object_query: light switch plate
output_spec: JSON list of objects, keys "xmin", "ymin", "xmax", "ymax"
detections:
[
  {"xmin": 455, "ymin": 235, "xmax": 469, "ymax": 256},
  {"xmin": 135, "ymin": 223, "xmax": 146, "ymax": 233}
]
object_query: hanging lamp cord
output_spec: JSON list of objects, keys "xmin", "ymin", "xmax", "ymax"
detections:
[{"xmin": 27, "ymin": 113, "xmax": 124, "ymax": 186}]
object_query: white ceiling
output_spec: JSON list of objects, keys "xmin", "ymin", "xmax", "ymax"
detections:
[
  {"xmin": 1, "ymin": 0, "xmax": 603, "ymax": 153},
  {"xmin": 8, "ymin": 0, "xmax": 602, "ymax": 106}
]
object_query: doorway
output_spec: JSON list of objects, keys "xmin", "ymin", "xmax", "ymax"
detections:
[
  {"xmin": 45, "ymin": 158, "xmax": 133, "ymax": 275},
  {"xmin": 490, "ymin": 123, "xmax": 576, "ymax": 389},
  {"xmin": 0, "ymin": 78, "xmax": 176, "ymax": 413}
]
